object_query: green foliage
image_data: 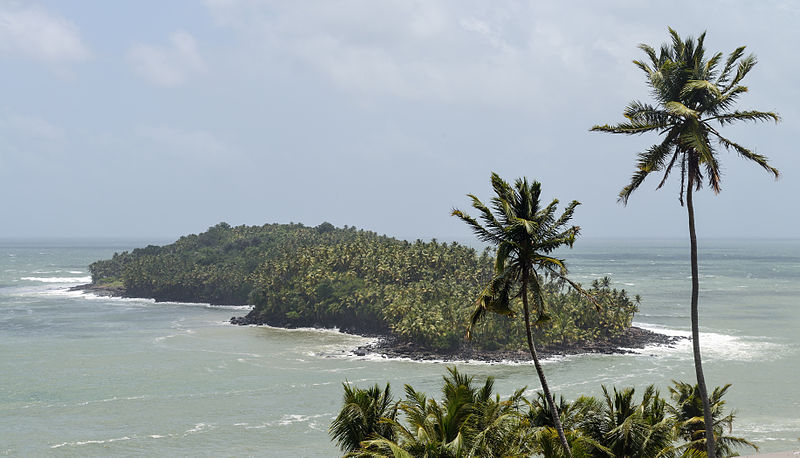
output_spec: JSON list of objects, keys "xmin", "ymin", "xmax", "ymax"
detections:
[
  {"xmin": 668, "ymin": 381, "xmax": 757, "ymax": 457},
  {"xmin": 332, "ymin": 369, "xmax": 754, "ymax": 458},
  {"xmin": 330, "ymin": 383, "xmax": 398, "ymax": 453},
  {"xmin": 591, "ymin": 27, "xmax": 779, "ymax": 204},
  {"xmin": 345, "ymin": 368, "xmax": 536, "ymax": 458},
  {"xmin": 90, "ymin": 222, "xmax": 638, "ymax": 351},
  {"xmin": 467, "ymin": 277, "xmax": 638, "ymax": 350}
]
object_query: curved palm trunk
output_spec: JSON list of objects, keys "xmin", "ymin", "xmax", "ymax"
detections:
[
  {"xmin": 686, "ymin": 173, "xmax": 717, "ymax": 457},
  {"xmin": 522, "ymin": 267, "xmax": 571, "ymax": 457}
]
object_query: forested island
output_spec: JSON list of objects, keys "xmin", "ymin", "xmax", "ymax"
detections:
[{"xmin": 85, "ymin": 222, "xmax": 673, "ymax": 359}]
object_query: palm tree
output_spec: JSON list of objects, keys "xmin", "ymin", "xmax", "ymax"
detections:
[
  {"xmin": 591, "ymin": 28, "xmax": 780, "ymax": 457},
  {"xmin": 581, "ymin": 385, "xmax": 675, "ymax": 458},
  {"xmin": 525, "ymin": 393, "xmax": 611, "ymax": 457},
  {"xmin": 668, "ymin": 381, "xmax": 757, "ymax": 457},
  {"xmin": 329, "ymin": 382, "xmax": 398, "ymax": 454},
  {"xmin": 356, "ymin": 368, "xmax": 532, "ymax": 457},
  {"xmin": 453, "ymin": 173, "xmax": 583, "ymax": 456}
]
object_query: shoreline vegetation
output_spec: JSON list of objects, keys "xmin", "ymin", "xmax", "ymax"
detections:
[{"xmin": 80, "ymin": 222, "xmax": 682, "ymax": 363}]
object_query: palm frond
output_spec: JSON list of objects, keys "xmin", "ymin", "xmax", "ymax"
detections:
[
  {"xmin": 705, "ymin": 110, "xmax": 780, "ymax": 126},
  {"xmin": 590, "ymin": 122, "xmax": 667, "ymax": 135},
  {"xmin": 722, "ymin": 53, "xmax": 756, "ymax": 93},
  {"xmin": 665, "ymin": 101, "xmax": 699, "ymax": 119},
  {"xmin": 711, "ymin": 130, "xmax": 780, "ymax": 178},
  {"xmin": 451, "ymin": 209, "xmax": 503, "ymax": 245},
  {"xmin": 679, "ymin": 79, "xmax": 721, "ymax": 99},
  {"xmin": 716, "ymin": 45, "xmax": 746, "ymax": 86}
]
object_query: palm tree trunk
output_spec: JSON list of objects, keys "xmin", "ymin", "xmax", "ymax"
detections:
[
  {"xmin": 522, "ymin": 266, "xmax": 571, "ymax": 457},
  {"xmin": 686, "ymin": 172, "xmax": 717, "ymax": 457}
]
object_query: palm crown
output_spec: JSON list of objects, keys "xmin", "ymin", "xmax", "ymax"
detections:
[
  {"xmin": 592, "ymin": 27, "xmax": 779, "ymax": 204},
  {"xmin": 452, "ymin": 173, "xmax": 581, "ymax": 333}
]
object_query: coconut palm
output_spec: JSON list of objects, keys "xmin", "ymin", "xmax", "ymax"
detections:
[
  {"xmin": 356, "ymin": 368, "xmax": 532, "ymax": 457},
  {"xmin": 591, "ymin": 28, "xmax": 780, "ymax": 457},
  {"xmin": 668, "ymin": 381, "xmax": 757, "ymax": 457},
  {"xmin": 452, "ymin": 173, "xmax": 583, "ymax": 456},
  {"xmin": 525, "ymin": 393, "xmax": 611, "ymax": 457},
  {"xmin": 329, "ymin": 382, "xmax": 398, "ymax": 454},
  {"xmin": 581, "ymin": 385, "xmax": 675, "ymax": 458}
]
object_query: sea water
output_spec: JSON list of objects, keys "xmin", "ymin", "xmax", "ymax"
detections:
[{"xmin": 0, "ymin": 239, "xmax": 798, "ymax": 456}]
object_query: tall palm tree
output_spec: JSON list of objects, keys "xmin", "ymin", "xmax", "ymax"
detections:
[
  {"xmin": 453, "ymin": 173, "xmax": 583, "ymax": 456},
  {"xmin": 591, "ymin": 28, "xmax": 780, "ymax": 457}
]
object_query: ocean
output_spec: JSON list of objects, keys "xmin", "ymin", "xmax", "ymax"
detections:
[{"xmin": 1, "ymin": 238, "xmax": 798, "ymax": 456}]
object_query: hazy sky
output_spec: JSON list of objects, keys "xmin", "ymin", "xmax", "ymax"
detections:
[{"xmin": 1, "ymin": 1, "xmax": 797, "ymax": 241}]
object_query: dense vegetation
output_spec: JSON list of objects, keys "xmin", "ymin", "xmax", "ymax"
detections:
[
  {"xmin": 330, "ymin": 368, "xmax": 756, "ymax": 457},
  {"xmin": 90, "ymin": 222, "xmax": 639, "ymax": 351}
]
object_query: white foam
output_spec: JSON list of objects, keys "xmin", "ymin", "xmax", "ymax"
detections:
[
  {"xmin": 42, "ymin": 288, "xmax": 255, "ymax": 311},
  {"xmin": 50, "ymin": 436, "xmax": 131, "ymax": 449},
  {"xmin": 632, "ymin": 322, "xmax": 790, "ymax": 362},
  {"xmin": 21, "ymin": 276, "xmax": 91, "ymax": 284},
  {"xmin": 277, "ymin": 413, "xmax": 329, "ymax": 426},
  {"xmin": 184, "ymin": 423, "xmax": 215, "ymax": 434},
  {"xmin": 346, "ymin": 349, "xmax": 567, "ymax": 366}
]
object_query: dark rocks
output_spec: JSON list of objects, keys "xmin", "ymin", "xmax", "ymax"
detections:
[
  {"xmin": 70, "ymin": 283, "xmax": 126, "ymax": 297},
  {"xmin": 227, "ymin": 306, "xmax": 685, "ymax": 363},
  {"xmin": 347, "ymin": 327, "xmax": 685, "ymax": 363},
  {"xmin": 229, "ymin": 315, "xmax": 257, "ymax": 326}
]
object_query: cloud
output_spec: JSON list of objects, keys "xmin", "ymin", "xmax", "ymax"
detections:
[
  {"xmin": 128, "ymin": 31, "xmax": 205, "ymax": 87},
  {"xmin": 0, "ymin": 4, "xmax": 90, "ymax": 63},
  {"xmin": 201, "ymin": 1, "xmax": 657, "ymax": 109}
]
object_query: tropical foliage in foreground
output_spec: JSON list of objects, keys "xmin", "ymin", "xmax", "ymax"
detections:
[
  {"xmin": 330, "ymin": 368, "xmax": 757, "ymax": 457},
  {"xmin": 89, "ymin": 222, "xmax": 638, "ymax": 350}
]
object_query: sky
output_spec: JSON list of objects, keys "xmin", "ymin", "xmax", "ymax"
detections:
[{"xmin": 1, "ymin": 0, "xmax": 798, "ymax": 241}]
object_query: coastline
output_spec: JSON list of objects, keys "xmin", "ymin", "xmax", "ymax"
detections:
[
  {"xmin": 346, "ymin": 326, "xmax": 683, "ymax": 363},
  {"xmin": 71, "ymin": 282, "xmax": 126, "ymax": 297},
  {"xmin": 75, "ymin": 283, "xmax": 684, "ymax": 363}
]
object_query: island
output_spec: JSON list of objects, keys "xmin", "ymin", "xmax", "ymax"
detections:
[{"xmin": 82, "ymin": 222, "xmax": 678, "ymax": 361}]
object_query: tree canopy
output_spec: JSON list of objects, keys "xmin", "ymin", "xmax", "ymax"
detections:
[{"xmin": 90, "ymin": 222, "xmax": 639, "ymax": 351}]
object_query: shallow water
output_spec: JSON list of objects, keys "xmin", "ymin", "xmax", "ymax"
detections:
[{"xmin": 0, "ymin": 239, "xmax": 798, "ymax": 456}]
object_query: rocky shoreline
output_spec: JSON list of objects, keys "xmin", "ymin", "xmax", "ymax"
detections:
[
  {"xmin": 71, "ymin": 283, "xmax": 126, "ymax": 297},
  {"xmin": 346, "ymin": 326, "xmax": 683, "ymax": 363},
  {"xmin": 230, "ymin": 307, "xmax": 683, "ymax": 363},
  {"xmin": 77, "ymin": 283, "xmax": 684, "ymax": 363}
]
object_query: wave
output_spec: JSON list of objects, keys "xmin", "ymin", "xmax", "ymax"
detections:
[
  {"xmin": 41, "ymin": 288, "xmax": 254, "ymax": 311},
  {"xmin": 51, "ymin": 436, "xmax": 131, "ymax": 449},
  {"xmin": 632, "ymin": 322, "xmax": 792, "ymax": 362},
  {"xmin": 20, "ymin": 276, "xmax": 91, "ymax": 284},
  {"xmin": 344, "ymin": 348, "xmax": 571, "ymax": 366}
]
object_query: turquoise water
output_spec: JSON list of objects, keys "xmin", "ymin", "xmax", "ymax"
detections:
[{"xmin": 1, "ymin": 239, "xmax": 798, "ymax": 456}]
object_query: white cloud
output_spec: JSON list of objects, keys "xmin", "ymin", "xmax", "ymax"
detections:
[
  {"xmin": 128, "ymin": 31, "xmax": 205, "ymax": 87},
  {"xmin": 0, "ymin": 4, "xmax": 90, "ymax": 63},
  {"xmin": 201, "ymin": 1, "xmax": 653, "ymax": 109}
]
